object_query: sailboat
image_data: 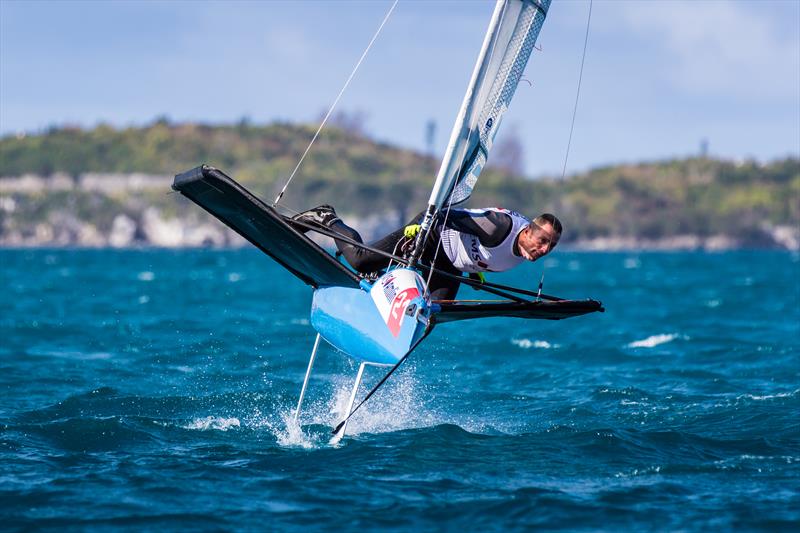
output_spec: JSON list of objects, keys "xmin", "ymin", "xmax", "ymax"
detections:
[{"xmin": 172, "ymin": 0, "xmax": 602, "ymax": 441}]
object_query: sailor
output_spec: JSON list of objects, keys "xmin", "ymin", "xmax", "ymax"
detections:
[{"xmin": 291, "ymin": 205, "xmax": 561, "ymax": 300}]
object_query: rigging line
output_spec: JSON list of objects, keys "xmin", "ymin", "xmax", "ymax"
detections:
[
  {"xmin": 288, "ymin": 218, "xmax": 410, "ymax": 264},
  {"xmin": 560, "ymin": 0, "xmax": 592, "ymax": 181},
  {"xmin": 273, "ymin": 0, "xmax": 399, "ymax": 207},
  {"xmin": 458, "ymin": 274, "xmax": 563, "ymax": 301},
  {"xmin": 423, "ymin": 195, "xmax": 456, "ymax": 294},
  {"xmin": 385, "ymin": 233, "xmax": 407, "ymax": 272},
  {"xmin": 536, "ymin": 0, "xmax": 592, "ymax": 299},
  {"xmin": 416, "ymin": 264, "xmax": 528, "ymax": 303}
]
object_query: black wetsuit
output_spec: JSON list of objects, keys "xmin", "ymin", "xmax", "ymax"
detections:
[{"xmin": 329, "ymin": 209, "xmax": 515, "ymax": 300}]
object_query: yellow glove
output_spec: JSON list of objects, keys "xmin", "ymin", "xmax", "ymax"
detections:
[
  {"xmin": 469, "ymin": 272, "xmax": 487, "ymax": 284},
  {"xmin": 403, "ymin": 224, "xmax": 421, "ymax": 239}
]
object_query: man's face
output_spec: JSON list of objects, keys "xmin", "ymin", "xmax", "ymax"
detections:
[{"xmin": 518, "ymin": 222, "xmax": 559, "ymax": 261}]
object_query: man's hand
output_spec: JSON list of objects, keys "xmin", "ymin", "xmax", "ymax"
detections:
[{"xmin": 403, "ymin": 224, "xmax": 421, "ymax": 239}]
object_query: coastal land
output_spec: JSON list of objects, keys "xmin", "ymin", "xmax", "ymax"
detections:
[{"xmin": 1, "ymin": 121, "xmax": 797, "ymax": 250}]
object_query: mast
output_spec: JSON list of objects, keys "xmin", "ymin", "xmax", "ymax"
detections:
[{"xmin": 409, "ymin": 0, "xmax": 550, "ymax": 265}]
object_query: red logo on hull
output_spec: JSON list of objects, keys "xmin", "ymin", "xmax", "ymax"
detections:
[{"xmin": 387, "ymin": 287, "xmax": 420, "ymax": 337}]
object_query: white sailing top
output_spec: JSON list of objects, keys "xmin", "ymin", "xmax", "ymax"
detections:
[{"xmin": 440, "ymin": 207, "xmax": 530, "ymax": 273}]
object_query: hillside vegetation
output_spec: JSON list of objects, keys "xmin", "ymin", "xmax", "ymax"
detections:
[{"xmin": 1, "ymin": 121, "xmax": 798, "ymax": 248}]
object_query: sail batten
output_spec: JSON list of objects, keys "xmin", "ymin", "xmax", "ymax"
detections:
[{"xmin": 428, "ymin": 0, "xmax": 550, "ymax": 211}]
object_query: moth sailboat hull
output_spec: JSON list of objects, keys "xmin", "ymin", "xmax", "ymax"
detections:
[{"xmin": 311, "ymin": 270, "xmax": 432, "ymax": 366}]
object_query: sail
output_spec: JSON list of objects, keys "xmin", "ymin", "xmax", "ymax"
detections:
[{"xmin": 428, "ymin": 0, "xmax": 550, "ymax": 210}]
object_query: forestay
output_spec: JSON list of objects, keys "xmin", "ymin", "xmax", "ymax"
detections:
[{"xmin": 428, "ymin": 0, "xmax": 550, "ymax": 210}]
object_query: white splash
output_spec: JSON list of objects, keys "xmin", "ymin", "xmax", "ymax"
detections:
[
  {"xmin": 512, "ymin": 338, "xmax": 559, "ymax": 349},
  {"xmin": 325, "ymin": 370, "xmax": 432, "ymax": 436},
  {"xmin": 227, "ymin": 272, "xmax": 242, "ymax": 282},
  {"xmin": 272, "ymin": 411, "xmax": 315, "ymax": 449},
  {"xmin": 137, "ymin": 271, "xmax": 155, "ymax": 281},
  {"xmin": 184, "ymin": 416, "xmax": 241, "ymax": 431},
  {"xmin": 627, "ymin": 333, "xmax": 682, "ymax": 348},
  {"xmin": 251, "ymin": 365, "xmax": 451, "ymax": 448}
]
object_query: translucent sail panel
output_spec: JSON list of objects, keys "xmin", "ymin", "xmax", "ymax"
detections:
[{"xmin": 429, "ymin": 0, "xmax": 550, "ymax": 211}]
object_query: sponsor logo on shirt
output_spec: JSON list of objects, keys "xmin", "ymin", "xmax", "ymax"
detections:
[{"xmin": 470, "ymin": 237, "xmax": 481, "ymax": 262}]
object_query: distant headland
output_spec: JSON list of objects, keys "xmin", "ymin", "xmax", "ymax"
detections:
[{"xmin": 1, "ymin": 121, "xmax": 797, "ymax": 250}]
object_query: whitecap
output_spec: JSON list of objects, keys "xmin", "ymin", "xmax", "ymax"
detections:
[
  {"xmin": 737, "ymin": 389, "xmax": 798, "ymax": 401},
  {"xmin": 137, "ymin": 271, "xmax": 155, "ymax": 281},
  {"xmin": 138, "ymin": 295, "xmax": 150, "ymax": 304},
  {"xmin": 80, "ymin": 351, "xmax": 113, "ymax": 360},
  {"xmin": 615, "ymin": 465, "xmax": 662, "ymax": 478},
  {"xmin": 29, "ymin": 348, "xmax": 113, "ymax": 360},
  {"xmin": 624, "ymin": 258, "xmax": 640, "ymax": 269},
  {"xmin": 184, "ymin": 416, "xmax": 241, "ymax": 431},
  {"xmin": 620, "ymin": 399, "xmax": 644, "ymax": 406},
  {"xmin": 228, "ymin": 272, "xmax": 242, "ymax": 282},
  {"xmin": 627, "ymin": 333, "xmax": 682, "ymax": 348},
  {"xmin": 512, "ymin": 338, "xmax": 559, "ymax": 349}
]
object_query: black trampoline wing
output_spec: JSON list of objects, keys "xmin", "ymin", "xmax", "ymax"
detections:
[
  {"xmin": 173, "ymin": 165, "xmax": 360, "ymax": 289},
  {"xmin": 434, "ymin": 298, "xmax": 604, "ymax": 323}
]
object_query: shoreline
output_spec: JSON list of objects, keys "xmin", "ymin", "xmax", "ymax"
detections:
[
  {"xmin": 2, "ymin": 171, "xmax": 798, "ymax": 252},
  {"xmin": 1, "ymin": 241, "xmax": 797, "ymax": 253}
]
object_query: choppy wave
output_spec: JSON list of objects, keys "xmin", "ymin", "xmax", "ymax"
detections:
[
  {"xmin": 737, "ymin": 389, "xmax": 799, "ymax": 402},
  {"xmin": 3, "ymin": 249, "xmax": 799, "ymax": 530}
]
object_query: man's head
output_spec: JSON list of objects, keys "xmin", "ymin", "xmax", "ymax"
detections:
[{"xmin": 517, "ymin": 213, "xmax": 562, "ymax": 261}]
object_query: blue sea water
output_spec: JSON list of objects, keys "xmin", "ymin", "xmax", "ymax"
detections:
[{"xmin": 1, "ymin": 249, "xmax": 798, "ymax": 530}]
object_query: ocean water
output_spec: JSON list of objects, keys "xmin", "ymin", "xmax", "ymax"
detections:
[{"xmin": 1, "ymin": 249, "xmax": 798, "ymax": 530}]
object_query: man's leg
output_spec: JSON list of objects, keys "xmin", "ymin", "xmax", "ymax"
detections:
[
  {"xmin": 292, "ymin": 205, "xmax": 402, "ymax": 273},
  {"xmin": 327, "ymin": 221, "xmax": 404, "ymax": 274},
  {"xmin": 342, "ymin": 219, "xmax": 462, "ymax": 299},
  {"xmin": 293, "ymin": 206, "xmax": 438, "ymax": 281}
]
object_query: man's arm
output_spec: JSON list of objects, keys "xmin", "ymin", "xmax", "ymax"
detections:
[{"xmin": 442, "ymin": 209, "xmax": 513, "ymax": 247}]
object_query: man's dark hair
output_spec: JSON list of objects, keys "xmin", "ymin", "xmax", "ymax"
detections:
[{"xmin": 533, "ymin": 213, "xmax": 563, "ymax": 235}]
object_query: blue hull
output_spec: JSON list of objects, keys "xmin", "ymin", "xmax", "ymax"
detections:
[{"xmin": 310, "ymin": 269, "xmax": 432, "ymax": 365}]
